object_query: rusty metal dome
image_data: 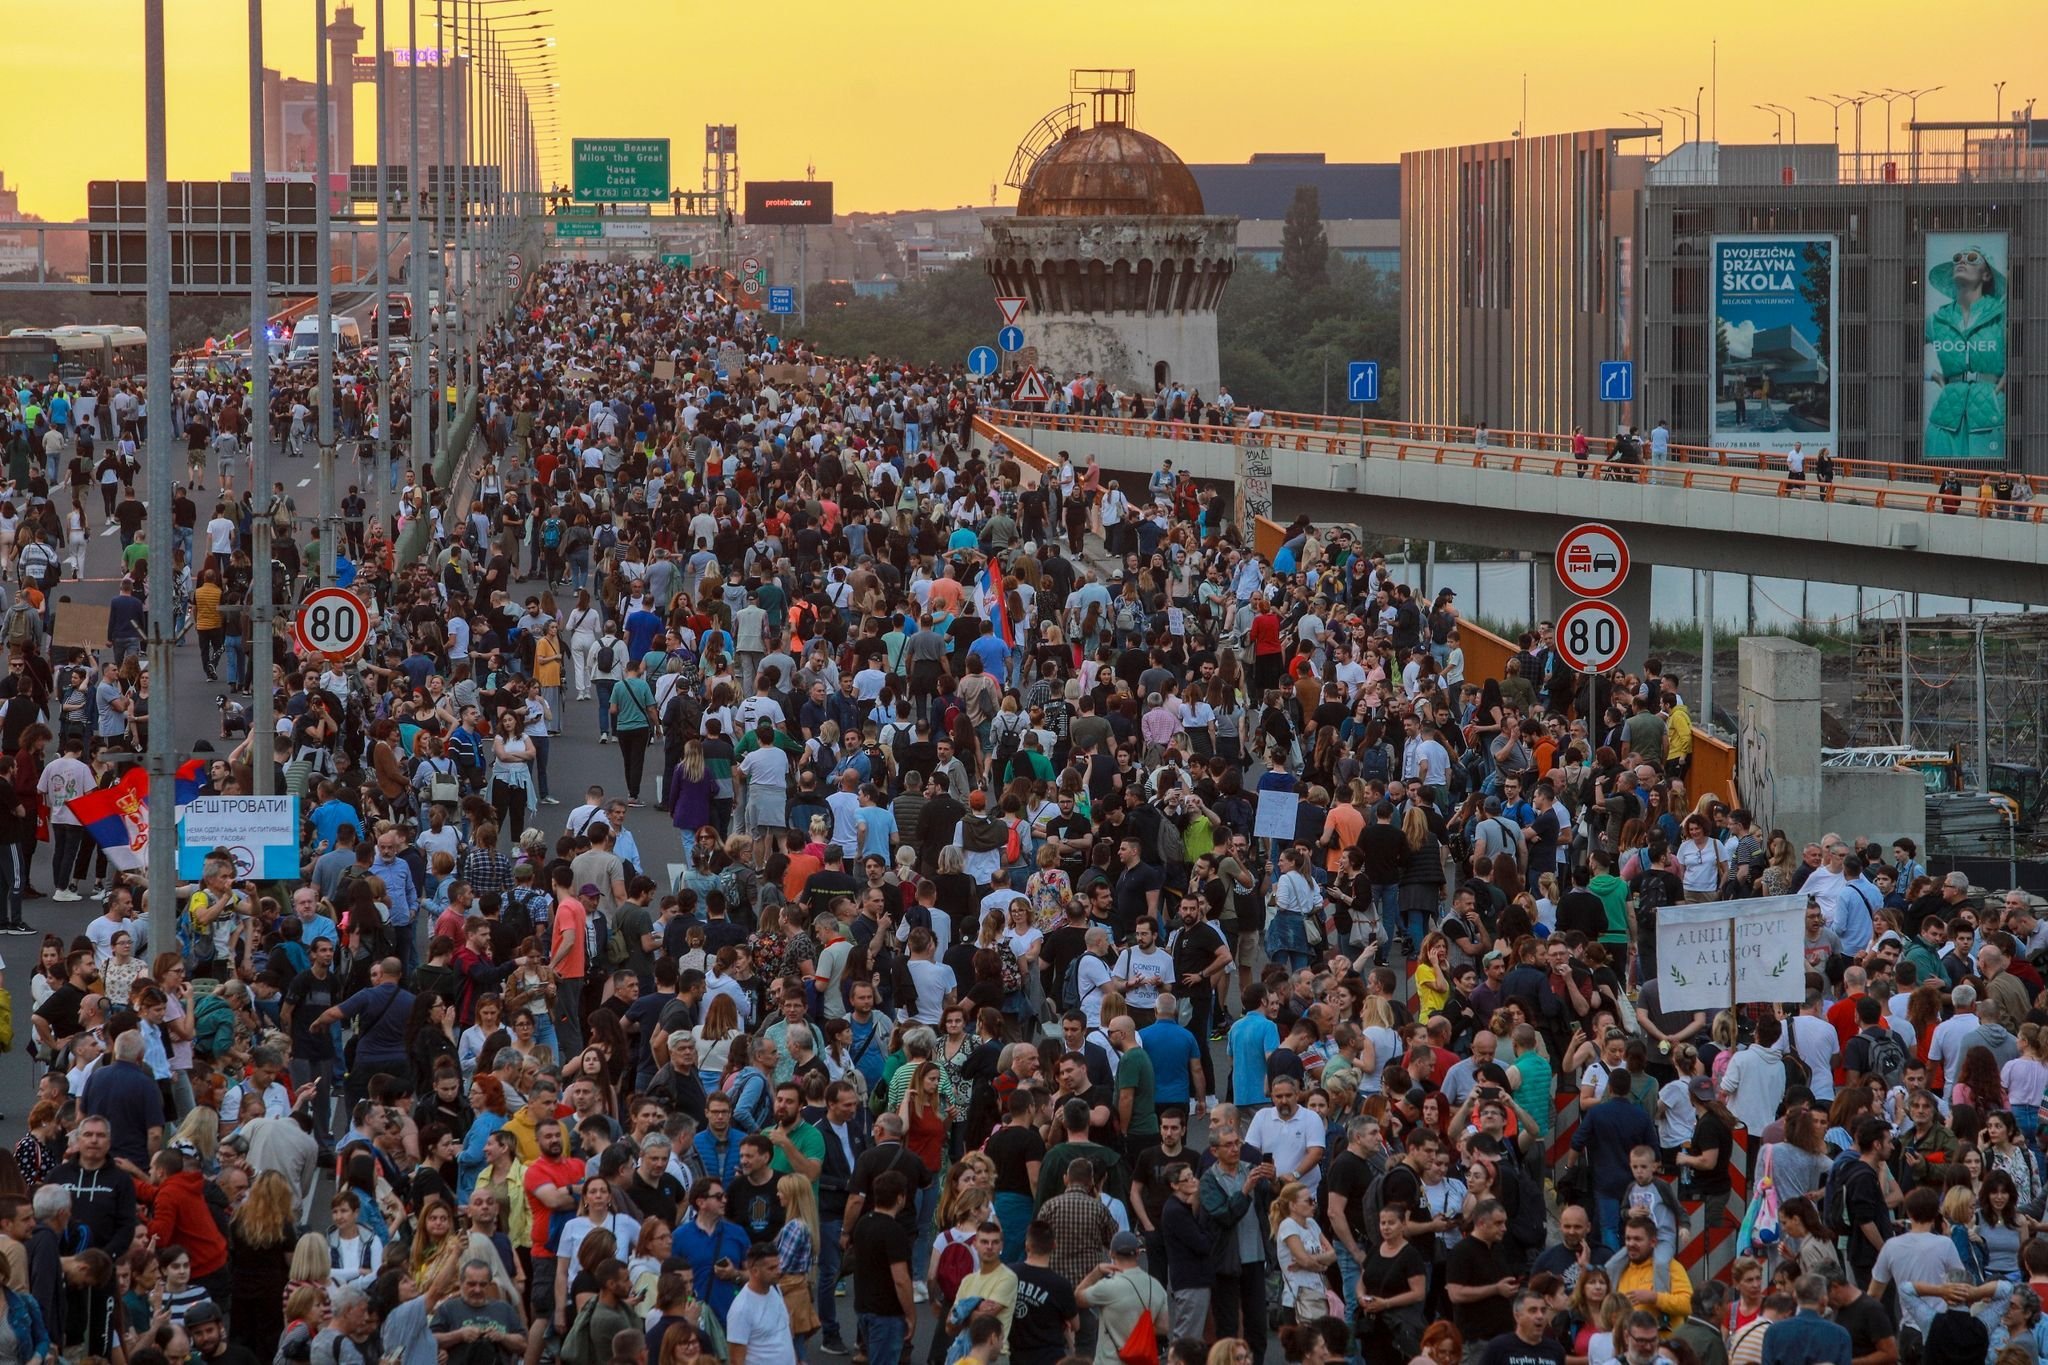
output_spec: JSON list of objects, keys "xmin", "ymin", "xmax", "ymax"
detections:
[{"xmin": 1015, "ymin": 123, "xmax": 1206, "ymax": 218}]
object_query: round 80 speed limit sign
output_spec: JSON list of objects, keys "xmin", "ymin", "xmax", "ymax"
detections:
[
  {"xmin": 1555, "ymin": 599, "xmax": 1630, "ymax": 674},
  {"xmin": 294, "ymin": 586, "xmax": 371, "ymax": 663}
]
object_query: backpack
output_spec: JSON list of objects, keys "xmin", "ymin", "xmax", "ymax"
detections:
[
  {"xmin": 933, "ymin": 1237, "xmax": 976, "ymax": 1307},
  {"xmin": 1359, "ymin": 743, "xmax": 1390, "ymax": 783},
  {"xmin": 1860, "ymin": 1027, "xmax": 1909, "ymax": 1090},
  {"xmin": 1778, "ymin": 1023, "xmax": 1815, "ymax": 1091},
  {"xmin": 2, "ymin": 600, "xmax": 37, "ymax": 648},
  {"xmin": 596, "ymin": 637, "xmax": 618, "ymax": 673},
  {"xmin": 1155, "ymin": 810, "xmax": 1185, "ymax": 868},
  {"xmin": 601, "ymin": 909, "xmax": 630, "ymax": 967},
  {"xmin": 1820, "ymin": 1148, "xmax": 1867, "ymax": 1251},
  {"xmin": 1060, "ymin": 951, "xmax": 1100, "ymax": 1012},
  {"xmin": 1115, "ymin": 600, "xmax": 1138, "ymax": 634}
]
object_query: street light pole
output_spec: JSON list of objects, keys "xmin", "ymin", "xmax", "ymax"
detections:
[
  {"xmin": 248, "ymin": 0, "xmax": 276, "ymax": 794},
  {"xmin": 315, "ymin": 0, "xmax": 337, "ymax": 588},
  {"xmin": 376, "ymin": 0, "xmax": 392, "ymax": 542},
  {"xmin": 409, "ymin": 0, "xmax": 428, "ymax": 507},
  {"xmin": 143, "ymin": 0, "xmax": 177, "ymax": 957}
]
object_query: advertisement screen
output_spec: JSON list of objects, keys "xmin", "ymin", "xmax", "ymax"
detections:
[
  {"xmin": 745, "ymin": 180, "xmax": 834, "ymax": 226},
  {"xmin": 279, "ymin": 96, "xmax": 343, "ymax": 174},
  {"xmin": 1709, "ymin": 234, "xmax": 1836, "ymax": 454},
  {"xmin": 1924, "ymin": 231, "xmax": 2008, "ymax": 461}
]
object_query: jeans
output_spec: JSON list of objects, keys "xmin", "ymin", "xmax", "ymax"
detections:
[
  {"xmin": 596, "ymin": 679, "xmax": 617, "ymax": 737},
  {"xmin": 555, "ymin": 977, "xmax": 585, "ymax": 1059},
  {"xmin": 532, "ymin": 735, "xmax": 552, "ymax": 802},
  {"xmin": 223, "ymin": 634, "xmax": 243, "ymax": 688},
  {"xmin": 1594, "ymin": 1193, "xmax": 1624, "ymax": 1252},
  {"xmin": 859, "ymin": 1313, "xmax": 906, "ymax": 1365},
  {"xmin": 994, "ymin": 1192, "xmax": 1034, "ymax": 1263},
  {"xmin": 617, "ymin": 726, "xmax": 651, "ymax": 800},
  {"xmin": 0, "ymin": 843, "xmax": 20, "ymax": 927},
  {"xmin": 817, "ymin": 1217, "xmax": 845, "ymax": 1344},
  {"xmin": 1373, "ymin": 884, "xmax": 1402, "ymax": 947},
  {"xmin": 910, "ymin": 1179, "xmax": 940, "ymax": 1281},
  {"xmin": 51, "ymin": 824, "xmax": 85, "ymax": 895},
  {"xmin": 1212, "ymin": 1264, "xmax": 1267, "ymax": 1365},
  {"xmin": 390, "ymin": 919, "xmax": 420, "ymax": 977},
  {"xmin": 289, "ymin": 1055, "xmax": 335, "ymax": 1153}
]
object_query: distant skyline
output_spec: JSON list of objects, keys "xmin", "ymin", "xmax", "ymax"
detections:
[{"xmin": 2, "ymin": 0, "xmax": 2042, "ymax": 223}]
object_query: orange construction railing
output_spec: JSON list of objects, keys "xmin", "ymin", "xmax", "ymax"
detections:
[{"xmin": 988, "ymin": 406, "xmax": 2048, "ymax": 521}]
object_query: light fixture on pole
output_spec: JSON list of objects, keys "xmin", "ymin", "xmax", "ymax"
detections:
[
  {"xmin": 1753, "ymin": 104, "xmax": 1785, "ymax": 143},
  {"xmin": 1834, "ymin": 92, "xmax": 1876, "ymax": 172}
]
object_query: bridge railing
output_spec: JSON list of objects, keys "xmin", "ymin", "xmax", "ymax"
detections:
[{"xmin": 989, "ymin": 405, "xmax": 2048, "ymax": 521}]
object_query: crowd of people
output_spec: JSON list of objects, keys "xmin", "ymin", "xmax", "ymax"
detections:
[{"xmin": 4, "ymin": 256, "xmax": 2047, "ymax": 1365}]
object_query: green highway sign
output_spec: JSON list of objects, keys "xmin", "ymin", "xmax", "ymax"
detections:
[
  {"xmin": 554, "ymin": 204, "xmax": 599, "ymax": 219},
  {"xmin": 572, "ymin": 138, "xmax": 671, "ymax": 203},
  {"xmin": 554, "ymin": 220, "xmax": 603, "ymax": 238},
  {"xmin": 661, "ymin": 254, "xmax": 693, "ymax": 267}
]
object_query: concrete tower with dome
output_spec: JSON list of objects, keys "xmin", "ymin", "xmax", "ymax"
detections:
[{"xmin": 984, "ymin": 70, "xmax": 1237, "ymax": 401}]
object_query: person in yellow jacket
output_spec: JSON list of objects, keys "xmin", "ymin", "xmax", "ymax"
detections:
[
  {"xmin": 1607, "ymin": 1213, "xmax": 1691, "ymax": 1334},
  {"xmin": 1665, "ymin": 696, "xmax": 1694, "ymax": 778}
]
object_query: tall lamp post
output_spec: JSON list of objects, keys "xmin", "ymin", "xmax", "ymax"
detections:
[
  {"xmin": 143, "ymin": 0, "xmax": 177, "ymax": 949},
  {"xmin": 247, "ymin": 0, "xmax": 275, "ymax": 793}
]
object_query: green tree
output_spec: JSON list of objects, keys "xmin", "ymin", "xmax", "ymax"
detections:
[{"xmin": 1278, "ymin": 185, "xmax": 1330, "ymax": 292}]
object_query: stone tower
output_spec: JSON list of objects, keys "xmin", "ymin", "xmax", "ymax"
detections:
[{"xmin": 984, "ymin": 71, "xmax": 1236, "ymax": 400}]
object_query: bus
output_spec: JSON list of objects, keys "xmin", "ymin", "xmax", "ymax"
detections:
[{"xmin": 2, "ymin": 326, "xmax": 148, "ymax": 383}]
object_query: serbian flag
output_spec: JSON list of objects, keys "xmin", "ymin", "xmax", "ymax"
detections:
[
  {"xmin": 67, "ymin": 768, "xmax": 150, "ymax": 872},
  {"xmin": 174, "ymin": 759, "xmax": 209, "ymax": 816},
  {"xmin": 980, "ymin": 559, "xmax": 1014, "ymax": 649}
]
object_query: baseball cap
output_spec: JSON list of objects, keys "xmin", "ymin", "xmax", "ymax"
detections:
[
  {"xmin": 184, "ymin": 1301, "xmax": 224, "ymax": 1328},
  {"xmin": 1109, "ymin": 1231, "xmax": 1143, "ymax": 1256}
]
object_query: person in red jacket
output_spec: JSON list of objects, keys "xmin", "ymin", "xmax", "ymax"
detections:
[{"xmin": 146, "ymin": 1144, "xmax": 229, "ymax": 1302}]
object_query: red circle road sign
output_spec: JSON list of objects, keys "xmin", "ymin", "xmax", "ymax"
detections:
[
  {"xmin": 294, "ymin": 586, "xmax": 371, "ymax": 663},
  {"xmin": 1555, "ymin": 599, "xmax": 1630, "ymax": 674},
  {"xmin": 1553, "ymin": 522, "xmax": 1631, "ymax": 599}
]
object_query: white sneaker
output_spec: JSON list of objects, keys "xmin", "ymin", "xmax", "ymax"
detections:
[
  {"xmin": 912, "ymin": 1283, "xmax": 927, "ymax": 1304},
  {"xmin": 51, "ymin": 889, "xmax": 79, "ymax": 902}
]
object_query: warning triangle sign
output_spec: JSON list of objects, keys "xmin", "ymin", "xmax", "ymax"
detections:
[
  {"xmin": 1012, "ymin": 366, "xmax": 1050, "ymax": 403},
  {"xmin": 995, "ymin": 296, "xmax": 1027, "ymax": 327}
]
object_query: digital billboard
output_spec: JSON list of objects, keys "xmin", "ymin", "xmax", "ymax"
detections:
[
  {"xmin": 1708, "ymin": 235, "xmax": 1836, "ymax": 455},
  {"xmin": 745, "ymin": 180, "xmax": 834, "ymax": 226},
  {"xmin": 1924, "ymin": 231, "xmax": 2008, "ymax": 461}
]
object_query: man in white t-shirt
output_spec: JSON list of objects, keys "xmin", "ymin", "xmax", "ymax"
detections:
[
  {"xmin": 726, "ymin": 1242, "xmax": 797, "ymax": 1365},
  {"xmin": 38, "ymin": 735, "xmax": 96, "ymax": 901},
  {"xmin": 1772, "ymin": 990, "xmax": 1841, "ymax": 1101},
  {"xmin": 1108, "ymin": 918, "xmax": 1175, "ymax": 1027},
  {"xmin": 1243, "ymin": 1075, "xmax": 1328, "ymax": 1194},
  {"xmin": 84, "ymin": 889, "xmax": 150, "ymax": 965},
  {"xmin": 904, "ymin": 928, "xmax": 956, "ymax": 1026}
]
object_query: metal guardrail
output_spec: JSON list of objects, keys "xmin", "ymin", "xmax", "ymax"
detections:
[{"xmin": 988, "ymin": 406, "xmax": 2048, "ymax": 520}]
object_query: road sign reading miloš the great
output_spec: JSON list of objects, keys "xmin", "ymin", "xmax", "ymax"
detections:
[{"xmin": 571, "ymin": 138, "xmax": 671, "ymax": 202}]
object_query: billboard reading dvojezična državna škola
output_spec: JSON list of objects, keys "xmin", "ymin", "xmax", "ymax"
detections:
[
  {"xmin": 1925, "ymin": 231, "xmax": 2008, "ymax": 461},
  {"xmin": 1710, "ymin": 235, "xmax": 1836, "ymax": 455}
]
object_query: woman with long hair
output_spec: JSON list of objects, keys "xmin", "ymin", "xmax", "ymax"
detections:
[
  {"xmin": 775, "ymin": 1175, "xmax": 822, "ymax": 1360},
  {"xmin": 1397, "ymin": 806, "xmax": 1446, "ymax": 953},
  {"xmin": 1270, "ymin": 1180, "xmax": 1335, "ymax": 1324},
  {"xmin": 668, "ymin": 740, "xmax": 717, "ymax": 864},
  {"xmin": 1412, "ymin": 932, "xmax": 1452, "ymax": 1018},
  {"xmin": 1955, "ymin": 1046, "xmax": 2008, "ymax": 1113},
  {"xmin": 1984, "ymin": 1110, "xmax": 2040, "ymax": 1213},
  {"xmin": 692, "ymin": 993, "xmax": 743, "ymax": 1091},
  {"xmin": 1909, "ymin": 981, "xmax": 1946, "ymax": 1082},
  {"xmin": 228, "ymin": 1170, "xmax": 299, "ymax": 1360},
  {"xmin": 1978, "ymin": 1168, "xmax": 2027, "ymax": 1282},
  {"xmin": 1769, "ymin": 1106, "xmax": 1832, "ymax": 1202},
  {"xmin": 456, "ymin": 1074, "xmax": 509, "ymax": 1203},
  {"xmin": 1356, "ymin": 1202, "xmax": 1426, "ymax": 1365},
  {"xmin": 1775, "ymin": 1197, "xmax": 1840, "ymax": 1279}
]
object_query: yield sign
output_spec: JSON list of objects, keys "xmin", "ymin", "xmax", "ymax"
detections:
[
  {"xmin": 995, "ymin": 296, "xmax": 1027, "ymax": 326},
  {"xmin": 1012, "ymin": 366, "xmax": 1050, "ymax": 403}
]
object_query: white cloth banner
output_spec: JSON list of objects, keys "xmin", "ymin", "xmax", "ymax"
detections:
[
  {"xmin": 1254, "ymin": 789, "xmax": 1300, "ymax": 841},
  {"xmin": 1654, "ymin": 894, "xmax": 1809, "ymax": 1012}
]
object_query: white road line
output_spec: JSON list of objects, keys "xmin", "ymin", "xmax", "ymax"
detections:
[{"xmin": 297, "ymin": 479, "xmax": 312, "ymax": 488}]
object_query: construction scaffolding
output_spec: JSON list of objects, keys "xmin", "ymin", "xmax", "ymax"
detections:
[{"xmin": 1852, "ymin": 613, "xmax": 2048, "ymax": 788}]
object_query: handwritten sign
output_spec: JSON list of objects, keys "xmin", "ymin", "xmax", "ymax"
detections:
[
  {"xmin": 1254, "ymin": 789, "xmax": 1300, "ymax": 841},
  {"xmin": 1656, "ymin": 895, "xmax": 1808, "ymax": 1012}
]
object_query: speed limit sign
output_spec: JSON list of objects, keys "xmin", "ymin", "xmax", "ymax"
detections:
[
  {"xmin": 294, "ymin": 586, "xmax": 371, "ymax": 663},
  {"xmin": 1555, "ymin": 599, "xmax": 1630, "ymax": 674}
]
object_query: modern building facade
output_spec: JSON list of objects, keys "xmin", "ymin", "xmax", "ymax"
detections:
[
  {"xmin": 1641, "ymin": 136, "xmax": 2048, "ymax": 470},
  {"xmin": 1400, "ymin": 129, "xmax": 1652, "ymax": 436}
]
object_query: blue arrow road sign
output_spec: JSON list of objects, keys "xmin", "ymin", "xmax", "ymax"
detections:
[
  {"xmin": 1600, "ymin": 361, "xmax": 1634, "ymax": 403},
  {"xmin": 997, "ymin": 325, "xmax": 1025, "ymax": 352},
  {"xmin": 966, "ymin": 346, "xmax": 998, "ymax": 378},
  {"xmin": 1347, "ymin": 361, "xmax": 1380, "ymax": 404},
  {"xmin": 767, "ymin": 286, "xmax": 794, "ymax": 315}
]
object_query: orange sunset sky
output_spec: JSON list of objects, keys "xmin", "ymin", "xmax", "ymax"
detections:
[{"xmin": 2, "ymin": 0, "xmax": 2045, "ymax": 223}]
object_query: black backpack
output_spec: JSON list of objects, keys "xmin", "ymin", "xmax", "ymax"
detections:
[
  {"xmin": 1859, "ymin": 1028, "xmax": 1909, "ymax": 1089},
  {"xmin": 596, "ymin": 637, "xmax": 618, "ymax": 672}
]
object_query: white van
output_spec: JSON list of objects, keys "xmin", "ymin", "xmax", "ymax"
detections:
[{"xmin": 288, "ymin": 315, "xmax": 363, "ymax": 364}]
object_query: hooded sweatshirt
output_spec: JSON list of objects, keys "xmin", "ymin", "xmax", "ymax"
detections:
[
  {"xmin": 47, "ymin": 1159, "xmax": 137, "ymax": 1256},
  {"xmin": 149, "ymin": 1169, "xmax": 228, "ymax": 1277}
]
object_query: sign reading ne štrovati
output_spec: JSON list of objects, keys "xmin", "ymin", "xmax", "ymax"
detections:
[
  {"xmin": 1709, "ymin": 235, "xmax": 1837, "ymax": 455},
  {"xmin": 572, "ymin": 138, "xmax": 671, "ymax": 202}
]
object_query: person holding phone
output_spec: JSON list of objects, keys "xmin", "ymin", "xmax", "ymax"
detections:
[{"xmin": 1444, "ymin": 1200, "xmax": 1520, "ymax": 1362}]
